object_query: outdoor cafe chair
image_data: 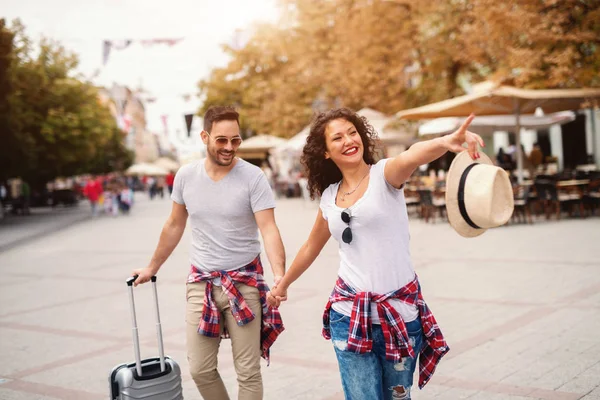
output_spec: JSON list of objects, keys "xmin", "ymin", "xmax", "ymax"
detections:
[
  {"xmin": 584, "ymin": 179, "xmax": 600, "ymax": 216},
  {"xmin": 417, "ymin": 189, "xmax": 446, "ymax": 223},
  {"xmin": 403, "ymin": 188, "xmax": 421, "ymax": 218},
  {"xmin": 512, "ymin": 185, "xmax": 533, "ymax": 224},
  {"xmin": 534, "ymin": 180, "xmax": 561, "ymax": 220}
]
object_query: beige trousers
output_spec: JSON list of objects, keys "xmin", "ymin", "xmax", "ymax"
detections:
[{"xmin": 186, "ymin": 282, "xmax": 263, "ymax": 400}]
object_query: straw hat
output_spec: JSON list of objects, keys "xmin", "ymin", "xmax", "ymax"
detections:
[{"xmin": 445, "ymin": 151, "xmax": 514, "ymax": 238}]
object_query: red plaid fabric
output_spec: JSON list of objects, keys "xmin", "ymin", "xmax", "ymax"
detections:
[
  {"xmin": 187, "ymin": 256, "xmax": 284, "ymax": 364},
  {"xmin": 322, "ymin": 275, "xmax": 449, "ymax": 389}
]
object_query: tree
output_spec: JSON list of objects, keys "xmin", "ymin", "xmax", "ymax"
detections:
[
  {"xmin": 199, "ymin": 23, "xmax": 322, "ymax": 137},
  {"xmin": 86, "ymin": 125, "xmax": 135, "ymax": 174},
  {"xmin": 1, "ymin": 20, "xmax": 132, "ymax": 187},
  {"xmin": 0, "ymin": 19, "xmax": 20, "ymax": 180},
  {"xmin": 471, "ymin": 0, "xmax": 600, "ymax": 89},
  {"xmin": 197, "ymin": 0, "xmax": 600, "ymax": 136}
]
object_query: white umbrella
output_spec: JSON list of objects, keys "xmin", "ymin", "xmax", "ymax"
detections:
[
  {"xmin": 125, "ymin": 163, "xmax": 169, "ymax": 176},
  {"xmin": 237, "ymin": 134, "xmax": 288, "ymax": 160},
  {"xmin": 277, "ymin": 125, "xmax": 310, "ymax": 153},
  {"xmin": 397, "ymin": 82, "xmax": 600, "ymax": 182},
  {"xmin": 154, "ymin": 157, "xmax": 180, "ymax": 172},
  {"xmin": 239, "ymin": 134, "xmax": 288, "ymax": 150},
  {"xmin": 418, "ymin": 111, "xmax": 577, "ymax": 136},
  {"xmin": 357, "ymin": 107, "xmax": 415, "ymax": 145}
]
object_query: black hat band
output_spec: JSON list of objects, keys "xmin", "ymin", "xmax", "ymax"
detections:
[{"xmin": 458, "ymin": 163, "xmax": 481, "ymax": 230}]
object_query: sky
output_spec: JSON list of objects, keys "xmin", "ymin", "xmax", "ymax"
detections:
[{"xmin": 1, "ymin": 0, "xmax": 280, "ymax": 135}]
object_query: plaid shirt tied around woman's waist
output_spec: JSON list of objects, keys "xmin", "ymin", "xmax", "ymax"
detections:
[
  {"xmin": 187, "ymin": 256, "xmax": 284, "ymax": 363},
  {"xmin": 322, "ymin": 275, "xmax": 449, "ymax": 389}
]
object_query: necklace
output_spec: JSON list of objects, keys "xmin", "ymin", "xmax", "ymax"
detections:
[{"xmin": 340, "ymin": 166, "xmax": 371, "ymax": 201}]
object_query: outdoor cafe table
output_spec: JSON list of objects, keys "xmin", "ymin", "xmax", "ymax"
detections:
[
  {"xmin": 518, "ymin": 179, "xmax": 589, "ymax": 188},
  {"xmin": 556, "ymin": 179, "xmax": 590, "ymax": 187}
]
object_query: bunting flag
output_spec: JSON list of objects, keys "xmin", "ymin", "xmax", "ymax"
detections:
[
  {"xmin": 102, "ymin": 39, "xmax": 133, "ymax": 65},
  {"xmin": 102, "ymin": 41, "xmax": 111, "ymax": 65},
  {"xmin": 161, "ymin": 114, "xmax": 169, "ymax": 134},
  {"xmin": 140, "ymin": 38, "xmax": 184, "ymax": 47},
  {"xmin": 184, "ymin": 114, "xmax": 194, "ymax": 137},
  {"xmin": 89, "ymin": 68, "xmax": 101, "ymax": 80},
  {"xmin": 117, "ymin": 114, "xmax": 132, "ymax": 133},
  {"xmin": 102, "ymin": 38, "xmax": 183, "ymax": 66},
  {"xmin": 123, "ymin": 115, "xmax": 132, "ymax": 132}
]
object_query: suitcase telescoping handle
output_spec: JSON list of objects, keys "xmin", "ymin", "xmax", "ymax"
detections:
[{"xmin": 126, "ymin": 275, "xmax": 166, "ymax": 376}]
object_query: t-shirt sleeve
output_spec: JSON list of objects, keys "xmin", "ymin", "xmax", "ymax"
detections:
[
  {"xmin": 251, "ymin": 172, "xmax": 276, "ymax": 213},
  {"xmin": 171, "ymin": 167, "xmax": 186, "ymax": 205},
  {"xmin": 380, "ymin": 158, "xmax": 405, "ymax": 194},
  {"xmin": 319, "ymin": 187, "xmax": 330, "ymax": 221}
]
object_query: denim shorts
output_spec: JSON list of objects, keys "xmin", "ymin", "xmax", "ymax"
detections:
[{"xmin": 329, "ymin": 309, "xmax": 423, "ymax": 400}]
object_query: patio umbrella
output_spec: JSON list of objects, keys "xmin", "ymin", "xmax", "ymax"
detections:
[
  {"xmin": 397, "ymin": 82, "xmax": 600, "ymax": 182},
  {"xmin": 418, "ymin": 111, "xmax": 576, "ymax": 136},
  {"xmin": 275, "ymin": 125, "xmax": 310, "ymax": 154},
  {"xmin": 357, "ymin": 107, "xmax": 415, "ymax": 146},
  {"xmin": 269, "ymin": 126, "xmax": 311, "ymax": 177},
  {"xmin": 125, "ymin": 163, "xmax": 169, "ymax": 176},
  {"xmin": 154, "ymin": 157, "xmax": 180, "ymax": 172},
  {"xmin": 237, "ymin": 134, "xmax": 288, "ymax": 160}
]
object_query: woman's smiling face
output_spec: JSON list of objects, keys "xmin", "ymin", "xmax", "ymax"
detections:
[{"xmin": 324, "ymin": 118, "xmax": 364, "ymax": 167}]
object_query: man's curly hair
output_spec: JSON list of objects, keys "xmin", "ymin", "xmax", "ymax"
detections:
[{"xmin": 301, "ymin": 108, "xmax": 379, "ymax": 200}]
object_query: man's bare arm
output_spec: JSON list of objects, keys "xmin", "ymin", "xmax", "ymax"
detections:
[
  {"xmin": 255, "ymin": 208, "xmax": 286, "ymax": 279},
  {"xmin": 132, "ymin": 201, "xmax": 188, "ymax": 285}
]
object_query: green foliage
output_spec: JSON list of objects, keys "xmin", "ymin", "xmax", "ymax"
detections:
[{"xmin": 0, "ymin": 19, "xmax": 132, "ymax": 187}]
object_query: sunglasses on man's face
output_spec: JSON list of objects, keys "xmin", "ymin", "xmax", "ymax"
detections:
[
  {"xmin": 206, "ymin": 132, "xmax": 243, "ymax": 147},
  {"xmin": 341, "ymin": 209, "xmax": 352, "ymax": 244}
]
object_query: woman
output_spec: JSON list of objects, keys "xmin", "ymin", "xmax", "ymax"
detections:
[{"xmin": 268, "ymin": 108, "xmax": 483, "ymax": 400}]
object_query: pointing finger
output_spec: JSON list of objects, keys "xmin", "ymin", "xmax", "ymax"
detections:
[{"xmin": 459, "ymin": 114, "xmax": 475, "ymax": 133}]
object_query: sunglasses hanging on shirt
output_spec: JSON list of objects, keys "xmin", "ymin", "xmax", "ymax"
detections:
[{"xmin": 341, "ymin": 209, "xmax": 352, "ymax": 244}]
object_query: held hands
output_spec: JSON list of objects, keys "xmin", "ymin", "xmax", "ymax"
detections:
[
  {"xmin": 267, "ymin": 275, "xmax": 288, "ymax": 308},
  {"xmin": 131, "ymin": 267, "xmax": 155, "ymax": 287},
  {"xmin": 443, "ymin": 114, "xmax": 485, "ymax": 160}
]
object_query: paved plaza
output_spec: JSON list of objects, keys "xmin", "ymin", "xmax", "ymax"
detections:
[{"xmin": 0, "ymin": 194, "xmax": 599, "ymax": 400}]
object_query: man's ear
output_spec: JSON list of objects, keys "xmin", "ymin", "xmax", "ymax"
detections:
[{"xmin": 201, "ymin": 130, "xmax": 209, "ymax": 145}]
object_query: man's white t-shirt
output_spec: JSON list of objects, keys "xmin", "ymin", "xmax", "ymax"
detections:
[
  {"xmin": 319, "ymin": 159, "xmax": 418, "ymax": 323},
  {"xmin": 171, "ymin": 158, "xmax": 275, "ymax": 272}
]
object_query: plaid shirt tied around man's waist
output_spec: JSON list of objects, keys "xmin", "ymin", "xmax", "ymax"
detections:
[
  {"xmin": 187, "ymin": 256, "xmax": 284, "ymax": 363},
  {"xmin": 322, "ymin": 275, "xmax": 449, "ymax": 389}
]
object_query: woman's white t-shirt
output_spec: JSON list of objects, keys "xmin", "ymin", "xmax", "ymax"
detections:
[{"xmin": 319, "ymin": 159, "xmax": 418, "ymax": 323}]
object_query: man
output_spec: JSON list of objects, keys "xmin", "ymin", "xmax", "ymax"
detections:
[
  {"xmin": 132, "ymin": 105, "xmax": 286, "ymax": 400},
  {"xmin": 529, "ymin": 142, "xmax": 544, "ymax": 168}
]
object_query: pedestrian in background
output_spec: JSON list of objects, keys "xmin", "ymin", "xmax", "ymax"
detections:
[
  {"xmin": 119, "ymin": 181, "xmax": 133, "ymax": 214},
  {"xmin": 83, "ymin": 175, "xmax": 103, "ymax": 217},
  {"xmin": 166, "ymin": 171, "xmax": 175, "ymax": 195}
]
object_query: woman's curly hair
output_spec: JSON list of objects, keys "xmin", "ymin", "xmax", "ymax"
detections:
[{"xmin": 301, "ymin": 108, "xmax": 379, "ymax": 200}]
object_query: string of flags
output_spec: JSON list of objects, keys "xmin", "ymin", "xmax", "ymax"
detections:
[
  {"xmin": 102, "ymin": 38, "xmax": 184, "ymax": 65},
  {"xmin": 159, "ymin": 114, "xmax": 197, "ymax": 137},
  {"xmin": 99, "ymin": 38, "xmax": 195, "ymax": 139}
]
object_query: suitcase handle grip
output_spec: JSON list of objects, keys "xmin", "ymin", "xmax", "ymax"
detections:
[
  {"xmin": 133, "ymin": 358, "xmax": 172, "ymax": 381},
  {"xmin": 126, "ymin": 275, "xmax": 157, "ymax": 286}
]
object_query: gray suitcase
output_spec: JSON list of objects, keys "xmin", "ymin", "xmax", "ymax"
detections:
[{"xmin": 109, "ymin": 276, "xmax": 183, "ymax": 399}]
